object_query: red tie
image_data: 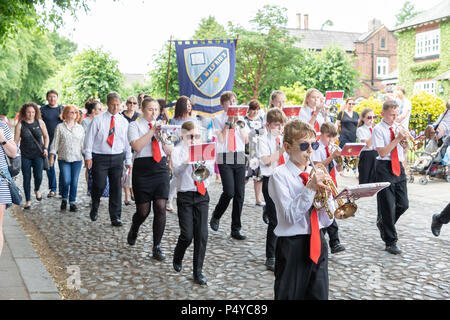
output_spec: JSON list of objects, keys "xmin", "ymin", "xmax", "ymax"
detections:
[
  {"xmin": 192, "ymin": 165, "xmax": 206, "ymax": 195},
  {"xmin": 299, "ymin": 172, "xmax": 321, "ymax": 264},
  {"xmin": 107, "ymin": 115, "xmax": 115, "ymax": 147},
  {"xmin": 369, "ymin": 128, "xmax": 373, "ymax": 134},
  {"xmin": 227, "ymin": 124, "xmax": 236, "ymax": 152},
  {"xmin": 276, "ymin": 137, "xmax": 285, "ymax": 165},
  {"xmin": 325, "ymin": 146, "xmax": 337, "ymax": 186},
  {"xmin": 389, "ymin": 127, "xmax": 400, "ymax": 176},
  {"xmin": 149, "ymin": 122, "xmax": 162, "ymax": 162}
]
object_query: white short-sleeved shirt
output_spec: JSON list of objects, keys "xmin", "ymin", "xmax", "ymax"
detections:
[
  {"xmin": 257, "ymin": 133, "xmax": 289, "ymax": 177},
  {"xmin": 212, "ymin": 112, "xmax": 249, "ymax": 154},
  {"xmin": 311, "ymin": 140, "xmax": 337, "ymax": 168},
  {"xmin": 356, "ymin": 125, "xmax": 375, "ymax": 152},
  {"xmin": 268, "ymin": 161, "xmax": 334, "ymax": 237},
  {"xmin": 128, "ymin": 118, "xmax": 167, "ymax": 159},
  {"xmin": 298, "ymin": 106, "xmax": 326, "ymax": 131},
  {"xmin": 372, "ymin": 120, "xmax": 405, "ymax": 162}
]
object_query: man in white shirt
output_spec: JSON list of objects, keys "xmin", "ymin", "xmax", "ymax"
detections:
[
  {"xmin": 84, "ymin": 92, "xmax": 132, "ymax": 227},
  {"xmin": 209, "ymin": 91, "xmax": 249, "ymax": 240}
]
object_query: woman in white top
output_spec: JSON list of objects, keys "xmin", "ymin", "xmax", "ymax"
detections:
[
  {"xmin": 356, "ymin": 108, "xmax": 377, "ymax": 184},
  {"xmin": 50, "ymin": 105, "xmax": 85, "ymax": 212},
  {"xmin": 126, "ymin": 98, "xmax": 173, "ymax": 261},
  {"xmin": 298, "ymin": 88, "xmax": 328, "ymax": 135}
]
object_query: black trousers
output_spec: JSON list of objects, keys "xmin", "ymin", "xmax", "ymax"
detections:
[
  {"xmin": 358, "ymin": 150, "xmax": 378, "ymax": 184},
  {"xmin": 274, "ymin": 232, "xmax": 329, "ymax": 300},
  {"xmin": 262, "ymin": 176, "xmax": 277, "ymax": 259},
  {"xmin": 213, "ymin": 153, "xmax": 246, "ymax": 232},
  {"xmin": 375, "ymin": 160, "xmax": 409, "ymax": 245},
  {"xmin": 324, "ymin": 220, "xmax": 340, "ymax": 247},
  {"xmin": 91, "ymin": 153, "xmax": 124, "ymax": 221},
  {"xmin": 174, "ymin": 191, "xmax": 209, "ymax": 277},
  {"xmin": 436, "ymin": 202, "xmax": 450, "ymax": 224}
]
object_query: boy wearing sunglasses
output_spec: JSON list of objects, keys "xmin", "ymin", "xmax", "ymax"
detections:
[
  {"xmin": 268, "ymin": 119, "xmax": 334, "ymax": 300},
  {"xmin": 257, "ymin": 108, "xmax": 287, "ymax": 272},
  {"xmin": 311, "ymin": 122, "xmax": 346, "ymax": 254},
  {"xmin": 171, "ymin": 121, "xmax": 214, "ymax": 285}
]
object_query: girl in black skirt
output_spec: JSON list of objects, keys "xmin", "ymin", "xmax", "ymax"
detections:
[
  {"xmin": 126, "ymin": 98, "xmax": 173, "ymax": 261},
  {"xmin": 356, "ymin": 107, "xmax": 377, "ymax": 184}
]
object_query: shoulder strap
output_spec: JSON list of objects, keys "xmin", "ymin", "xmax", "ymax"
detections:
[{"xmin": 23, "ymin": 124, "xmax": 44, "ymax": 154}]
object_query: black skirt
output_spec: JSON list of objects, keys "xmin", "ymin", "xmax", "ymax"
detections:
[{"xmin": 132, "ymin": 157, "xmax": 170, "ymax": 204}]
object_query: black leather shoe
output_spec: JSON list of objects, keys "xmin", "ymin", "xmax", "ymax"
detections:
[
  {"xmin": 152, "ymin": 246, "xmax": 166, "ymax": 261},
  {"xmin": 60, "ymin": 200, "xmax": 67, "ymax": 211},
  {"xmin": 210, "ymin": 217, "xmax": 219, "ymax": 231},
  {"xmin": 173, "ymin": 260, "xmax": 182, "ymax": 272},
  {"xmin": 127, "ymin": 227, "xmax": 138, "ymax": 246},
  {"xmin": 194, "ymin": 274, "xmax": 207, "ymax": 285},
  {"xmin": 385, "ymin": 244, "xmax": 402, "ymax": 255},
  {"xmin": 69, "ymin": 204, "xmax": 77, "ymax": 212},
  {"xmin": 90, "ymin": 208, "xmax": 98, "ymax": 221},
  {"xmin": 231, "ymin": 231, "xmax": 246, "ymax": 240},
  {"xmin": 431, "ymin": 214, "xmax": 443, "ymax": 237},
  {"xmin": 330, "ymin": 243, "xmax": 346, "ymax": 254},
  {"xmin": 262, "ymin": 209, "xmax": 269, "ymax": 225},
  {"xmin": 111, "ymin": 219, "xmax": 123, "ymax": 227},
  {"xmin": 265, "ymin": 257, "xmax": 275, "ymax": 272}
]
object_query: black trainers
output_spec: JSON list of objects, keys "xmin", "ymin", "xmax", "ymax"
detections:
[
  {"xmin": 431, "ymin": 214, "xmax": 443, "ymax": 237},
  {"xmin": 385, "ymin": 244, "xmax": 402, "ymax": 255},
  {"xmin": 210, "ymin": 217, "xmax": 219, "ymax": 231},
  {"xmin": 330, "ymin": 243, "xmax": 346, "ymax": 254},
  {"xmin": 60, "ymin": 200, "xmax": 67, "ymax": 211},
  {"xmin": 69, "ymin": 204, "xmax": 77, "ymax": 212},
  {"xmin": 152, "ymin": 246, "xmax": 166, "ymax": 261}
]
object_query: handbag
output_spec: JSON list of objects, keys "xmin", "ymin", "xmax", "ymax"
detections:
[
  {"xmin": 0, "ymin": 169, "xmax": 22, "ymax": 205},
  {"xmin": 3, "ymin": 149, "xmax": 21, "ymax": 177},
  {"xmin": 24, "ymin": 124, "xmax": 49, "ymax": 170}
]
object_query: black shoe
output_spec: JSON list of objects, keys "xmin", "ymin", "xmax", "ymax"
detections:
[
  {"xmin": 47, "ymin": 191, "xmax": 56, "ymax": 198},
  {"xmin": 127, "ymin": 227, "xmax": 138, "ymax": 246},
  {"xmin": 210, "ymin": 217, "xmax": 219, "ymax": 231},
  {"xmin": 194, "ymin": 274, "xmax": 207, "ymax": 285},
  {"xmin": 262, "ymin": 209, "xmax": 269, "ymax": 225},
  {"xmin": 124, "ymin": 201, "xmax": 131, "ymax": 206},
  {"xmin": 173, "ymin": 260, "xmax": 182, "ymax": 272},
  {"xmin": 431, "ymin": 214, "xmax": 443, "ymax": 237},
  {"xmin": 265, "ymin": 257, "xmax": 275, "ymax": 272},
  {"xmin": 36, "ymin": 193, "xmax": 42, "ymax": 201},
  {"xmin": 385, "ymin": 244, "xmax": 402, "ymax": 255},
  {"xmin": 24, "ymin": 205, "xmax": 31, "ymax": 210},
  {"xmin": 231, "ymin": 230, "xmax": 246, "ymax": 240},
  {"xmin": 90, "ymin": 208, "xmax": 98, "ymax": 221},
  {"xmin": 152, "ymin": 246, "xmax": 166, "ymax": 261},
  {"xmin": 60, "ymin": 200, "xmax": 67, "ymax": 211},
  {"xmin": 330, "ymin": 243, "xmax": 346, "ymax": 254},
  {"xmin": 69, "ymin": 204, "xmax": 77, "ymax": 212},
  {"xmin": 111, "ymin": 219, "xmax": 123, "ymax": 227}
]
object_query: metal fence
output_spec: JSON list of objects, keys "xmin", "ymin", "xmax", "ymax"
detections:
[{"xmin": 407, "ymin": 113, "xmax": 434, "ymax": 163}]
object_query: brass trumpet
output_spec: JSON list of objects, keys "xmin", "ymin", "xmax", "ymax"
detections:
[
  {"xmin": 393, "ymin": 122, "xmax": 421, "ymax": 151},
  {"xmin": 192, "ymin": 161, "xmax": 210, "ymax": 182},
  {"xmin": 307, "ymin": 155, "xmax": 358, "ymax": 219},
  {"xmin": 230, "ymin": 117, "xmax": 246, "ymax": 129}
]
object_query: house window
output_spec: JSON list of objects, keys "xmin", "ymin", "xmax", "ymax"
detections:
[
  {"xmin": 415, "ymin": 29, "xmax": 440, "ymax": 58},
  {"xmin": 376, "ymin": 57, "xmax": 389, "ymax": 77},
  {"xmin": 380, "ymin": 38, "xmax": 386, "ymax": 49},
  {"xmin": 414, "ymin": 80, "xmax": 437, "ymax": 95}
]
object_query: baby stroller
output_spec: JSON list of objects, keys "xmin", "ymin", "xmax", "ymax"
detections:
[{"xmin": 408, "ymin": 135, "xmax": 450, "ymax": 185}]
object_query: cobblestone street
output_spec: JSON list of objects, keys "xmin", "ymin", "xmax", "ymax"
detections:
[{"xmin": 13, "ymin": 171, "xmax": 450, "ymax": 300}]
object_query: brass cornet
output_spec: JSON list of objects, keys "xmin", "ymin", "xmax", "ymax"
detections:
[
  {"xmin": 393, "ymin": 122, "xmax": 420, "ymax": 151},
  {"xmin": 307, "ymin": 155, "xmax": 358, "ymax": 219},
  {"xmin": 155, "ymin": 124, "xmax": 181, "ymax": 145},
  {"xmin": 192, "ymin": 161, "xmax": 210, "ymax": 182}
]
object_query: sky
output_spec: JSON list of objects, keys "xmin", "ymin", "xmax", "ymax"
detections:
[{"xmin": 58, "ymin": 0, "xmax": 444, "ymax": 74}]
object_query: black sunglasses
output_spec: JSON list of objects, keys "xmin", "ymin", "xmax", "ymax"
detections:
[
  {"xmin": 186, "ymin": 134, "xmax": 201, "ymax": 140},
  {"xmin": 127, "ymin": 101, "xmax": 137, "ymax": 105},
  {"xmin": 299, "ymin": 141, "xmax": 320, "ymax": 151},
  {"xmin": 367, "ymin": 115, "xmax": 377, "ymax": 119}
]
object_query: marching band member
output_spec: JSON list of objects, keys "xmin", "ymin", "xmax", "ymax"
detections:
[
  {"xmin": 209, "ymin": 91, "xmax": 249, "ymax": 240},
  {"xmin": 310, "ymin": 122, "xmax": 345, "ymax": 254},
  {"xmin": 126, "ymin": 98, "xmax": 173, "ymax": 261},
  {"xmin": 269, "ymin": 119, "xmax": 334, "ymax": 300},
  {"xmin": 262, "ymin": 90, "xmax": 286, "ymax": 126},
  {"xmin": 172, "ymin": 121, "xmax": 214, "ymax": 285},
  {"xmin": 299, "ymin": 88, "xmax": 329, "ymax": 136},
  {"xmin": 356, "ymin": 107, "xmax": 377, "ymax": 184},
  {"xmin": 372, "ymin": 100, "xmax": 409, "ymax": 255},
  {"xmin": 257, "ymin": 108, "xmax": 287, "ymax": 272}
]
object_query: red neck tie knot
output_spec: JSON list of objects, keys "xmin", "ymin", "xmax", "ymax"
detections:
[{"xmin": 299, "ymin": 172, "xmax": 309, "ymax": 186}]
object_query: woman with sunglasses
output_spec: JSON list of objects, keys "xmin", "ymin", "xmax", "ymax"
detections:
[
  {"xmin": 356, "ymin": 108, "xmax": 377, "ymax": 184},
  {"xmin": 336, "ymin": 97, "xmax": 359, "ymax": 176},
  {"xmin": 121, "ymin": 96, "xmax": 139, "ymax": 205},
  {"xmin": 49, "ymin": 105, "xmax": 85, "ymax": 212}
]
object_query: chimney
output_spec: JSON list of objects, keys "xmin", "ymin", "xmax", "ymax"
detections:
[
  {"xmin": 368, "ymin": 19, "xmax": 382, "ymax": 32},
  {"xmin": 304, "ymin": 14, "xmax": 309, "ymax": 30},
  {"xmin": 296, "ymin": 13, "xmax": 302, "ymax": 29}
]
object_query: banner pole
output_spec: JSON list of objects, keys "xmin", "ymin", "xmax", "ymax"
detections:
[
  {"xmin": 235, "ymin": 34, "xmax": 239, "ymax": 50},
  {"xmin": 165, "ymin": 35, "xmax": 173, "ymax": 105}
]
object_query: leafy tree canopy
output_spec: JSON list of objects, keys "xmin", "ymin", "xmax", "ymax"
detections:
[{"xmin": 395, "ymin": 1, "xmax": 421, "ymax": 26}]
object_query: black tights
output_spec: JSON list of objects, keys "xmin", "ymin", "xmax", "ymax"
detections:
[{"xmin": 132, "ymin": 199, "xmax": 167, "ymax": 247}]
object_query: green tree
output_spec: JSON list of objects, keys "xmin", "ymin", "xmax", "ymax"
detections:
[
  {"xmin": 72, "ymin": 48, "xmax": 124, "ymax": 105},
  {"xmin": 229, "ymin": 5, "xmax": 302, "ymax": 104},
  {"xmin": 321, "ymin": 20, "xmax": 334, "ymax": 30},
  {"xmin": 48, "ymin": 31, "xmax": 78, "ymax": 66},
  {"xmin": 0, "ymin": 0, "xmax": 94, "ymax": 44},
  {"xmin": 193, "ymin": 16, "xmax": 229, "ymax": 40},
  {"xmin": 395, "ymin": 1, "xmax": 421, "ymax": 26}
]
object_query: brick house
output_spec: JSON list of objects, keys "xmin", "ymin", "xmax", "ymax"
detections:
[
  {"xmin": 287, "ymin": 15, "xmax": 398, "ymax": 98},
  {"xmin": 393, "ymin": 0, "xmax": 450, "ymax": 98}
]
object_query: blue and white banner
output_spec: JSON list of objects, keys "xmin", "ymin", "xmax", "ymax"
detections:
[{"xmin": 175, "ymin": 39, "xmax": 237, "ymax": 116}]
